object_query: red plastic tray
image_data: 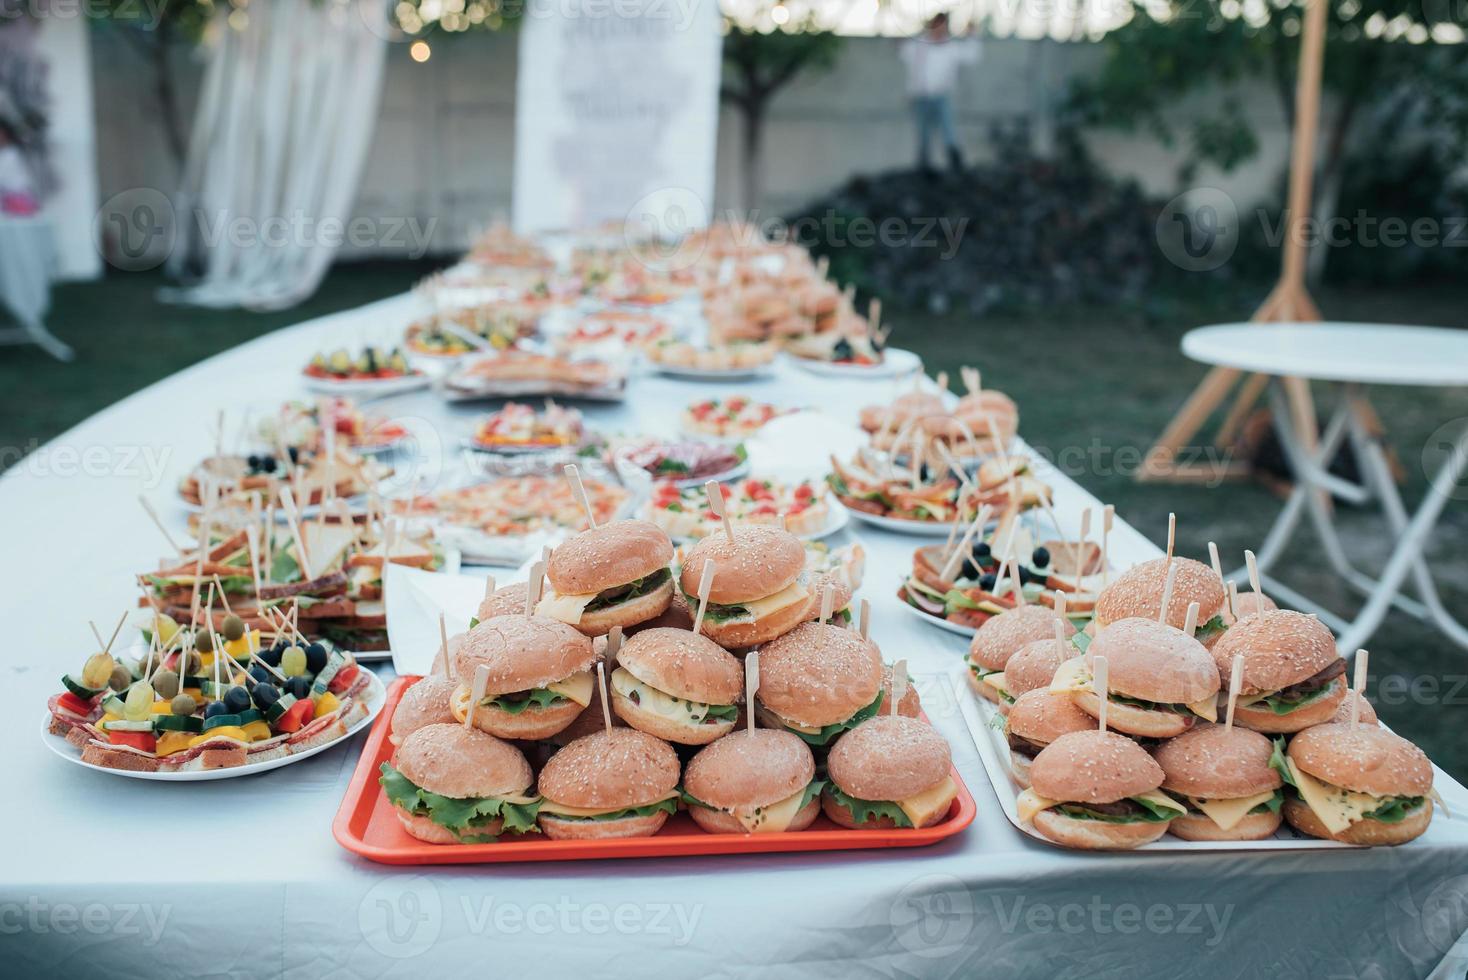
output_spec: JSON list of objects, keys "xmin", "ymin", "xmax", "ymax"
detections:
[{"xmin": 333, "ymin": 676, "xmax": 977, "ymax": 865}]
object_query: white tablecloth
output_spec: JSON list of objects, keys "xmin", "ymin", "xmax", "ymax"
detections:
[{"xmin": 4, "ymin": 293, "xmax": 1468, "ymax": 978}]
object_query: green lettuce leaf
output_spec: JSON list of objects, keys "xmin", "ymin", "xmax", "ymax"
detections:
[
  {"xmin": 544, "ymin": 797, "xmax": 679, "ymax": 823},
  {"xmin": 1259, "ymin": 681, "xmax": 1339, "ymax": 715},
  {"xmin": 1194, "ymin": 614, "xmax": 1228, "ymax": 643},
  {"xmin": 270, "ymin": 549, "xmax": 300, "ymax": 584},
  {"xmin": 1365, "ymin": 796, "xmax": 1426, "ymax": 823},
  {"xmin": 1054, "ymin": 799, "xmax": 1176, "ymax": 824},
  {"xmin": 1069, "ymin": 631, "xmax": 1093, "ymax": 654},
  {"xmin": 1268, "ymin": 738, "xmax": 1296, "ymax": 787},
  {"xmin": 379, "ymin": 763, "xmax": 541, "ymax": 837},
  {"xmin": 703, "ymin": 702, "xmax": 740, "ymax": 722},
  {"xmin": 584, "ymin": 568, "xmax": 671, "ymax": 613},
  {"xmin": 484, "ymin": 687, "xmax": 568, "ymax": 715},
  {"xmin": 784, "ymin": 691, "xmax": 884, "ymax": 746},
  {"xmin": 825, "ymin": 784, "xmax": 913, "ymax": 828}
]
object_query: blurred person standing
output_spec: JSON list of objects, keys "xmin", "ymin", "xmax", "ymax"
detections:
[{"xmin": 899, "ymin": 14, "xmax": 981, "ymax": 174}]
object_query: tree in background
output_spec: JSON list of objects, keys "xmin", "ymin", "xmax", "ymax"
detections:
[
  {"xmin": 1067, "ymin": 0, "xmax": 1468, "ymax": 280},
  {"xmin": 721, "ymin": 8, "xmax": 842, "ymax": 210}
]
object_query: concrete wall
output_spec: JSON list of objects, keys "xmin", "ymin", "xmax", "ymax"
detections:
[{"xmin": 88, "ymin": 30, "xmax": 1293, "ymax": 261}]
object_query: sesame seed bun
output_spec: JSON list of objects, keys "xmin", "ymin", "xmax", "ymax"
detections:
[
  {"xmin": 1030, "ymin": 809, "xmax": 1171, "ymax": 850},
  {"xmin": 694, "ymin": 797, "xmax": 821, "ymax": 835},
  {"xmin": 616, "ymin": 628, "xmax": 743, "ymax": 705},
  {"xmin": 967, "ymin": 605, "xmax": 1075, "ymax": 673},
  {"xmin": 756, "ymin": 622, "xmax": 883, "ymax": 729},
  {"xmin": 1209, "ymin": 609, "xmax": 1341, "ymax": 695},
  {"xmin": 451, "ymin": 683, "xmax": 589, "ymax": 740},
  {"xmin": 1329, "ymin": 691, "xmax": 1379, "ymax": 726},
  {"xmin": 826, "ymin": 715, "xmax": 952, "ymax": 802},
  {"xmin": 390, "ymin": 674, "xmax": 458, "ymax": 746},
  {"xmin": 453, "ymin": 615, "xmax": 597, "ymax": 696},
  {"xmin": 546, "ymin": 519, "xmax": 674, "ymax": 596},
  {"xmin": 1029, "ymin": 729, "xmax": 1165, "ymax": 804},
  {"xmin": 539, "ymin": 810, "xmax": 672, "ymax": 841},
  {"xmin": 679, "ymin": 525, "xmax": 805, "ymax": 605},
  {"xmin": 1094, "ymin": 557, "xmax": 1226, "ymax": 631},
  {"xmin": 1287, "ymin": 723, "xmax": 1433, "ymax": 798},
  {"xmin": 1167, "ymin": 807, "xmax": 1282, "ymax": 842},
  {"xmin": 881, "ymin": 664, "xmax": 923, "ymax": 718},
  {"xmin": 1283, "ymin": 796, "xmax": 1432, "ymax": 846},
  {"xmin": 683, "ymin": 728, "xmax": 815, "ymax": 810},
  {"xmin": 1004, "ymin": 640, "xmax": 1072, "ymax": 698},
  {"xmin": 1008, "ymin": 690, "xmax": 1095, "ymax": 747},
  {"xmin": 537, "ymin": 728, "xmax": 681, "ymax": 810},
  {"xmin": 1085, "ymin": 617, "xmax": 1221, "ymax": 704},
  {"xmin": 569, "ymin": 576, "xmax": 675, "ymax": 637},
  {"xmin": 392, "ymin": 723, "xmax": 533, "ymax": 800},
  {"xmin": 395, "ymin": 809, "xmax": 492, "ymax": 845},
  {"xmin": 1153, "ymin": 724, "xmax": 1282, "ymax": 800},
  {"xmin": 476, "ymin": 582, "xmax": 529, "ymax": 623}
]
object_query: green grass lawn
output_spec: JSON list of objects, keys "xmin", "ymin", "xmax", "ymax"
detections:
[{"xmin": 5, "ymin": 265, "xmax": 1467, "ymax": 780}]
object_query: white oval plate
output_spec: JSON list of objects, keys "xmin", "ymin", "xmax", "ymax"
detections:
[
  {"xmin": 652, "ymin": 361, "xmax": 778, "ymax": 382},
  {"xmin": 898, "ymin": 598, "xmax": 978, "ymax": 638},
  {"xmin": 788, "ymin": 346, "xmax": 922, "ymax": 379},
  {"xmin": 844, "ymin": 507, "xmax": 961, "ymax": 537},
  {"xmin": 41, "ymin": 670, "xmax": 386, "ymax": 781},
  {"xmin": 301, "ymin": 373, "xmax": 431, "ymax": 398}
]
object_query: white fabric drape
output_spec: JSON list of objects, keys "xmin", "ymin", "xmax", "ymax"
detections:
[{"xmin": 163, "ymin": 0, "xmax": 387, "ymax": 310}]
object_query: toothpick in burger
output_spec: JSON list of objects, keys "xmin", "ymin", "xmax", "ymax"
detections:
[
  {"xmin": 609, "ymin": 627, "xmax": 742, "ymax": 745},
  {"xmin": 1208, "ymin": 610, "xmax": 1345, "ymax": 733},
  {"xmin": 1153, "ymin": 724, "xmax": 1284, "ymax": 841},
  {"xmin": 452, "ymin": 616, "xmax": 598, "ymax": 740},
  {"xmin": 1017, "ymin": 729, "xmax": 1187, "ymax": 849},
  {"xmin": 682, "ymin": 728, "xmax": 825, "ymax": 833},
  {"xmin": 379, "ymin": 724, "xmax": 540, "ymax": 844},
  {"xmin": 535, "ymin": 728, "xmax": 682, "ymax": 840},
  {"xmin": 536, "ymin": 520, "xmax": 674, "ymax": 636},
  {"xmin": 822, "ymin": 715, "xmax": 958, "ymax": 829},
  {"xmin": 1094, "ymin": 557, "xmax": 1228, "ymax": 646}
]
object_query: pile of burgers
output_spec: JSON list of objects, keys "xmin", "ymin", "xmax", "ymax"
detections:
[
  {"xmin": 965, "ymin": 554, "xmax": 1437, "ymax": 850},
  {"xmin": 379, "ymin": 518, "xmax": 958, "ymax": 844}
]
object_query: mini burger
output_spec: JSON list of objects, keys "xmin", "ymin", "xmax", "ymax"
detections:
[
  {"xmin": 881, "ymin": 663, "xmax": 922, "ymax": 718},
  {"xmin": 390, "ymin": 674, "xmax": 458, "ymax": 746},
  {"xmin": 476, "ymin": 582, "xmax": 529, "ymax": 624},
  {"xmin": 1017, "ymin": 729, "xmax": 1186, "ymax": 849},
  {"xmin": 1330, "ymin": 691, "xmax": 1378, "ymax": 726},
  {"xmin": 537, "ymin": 520, "xmax": 674, "ymax": 636},
  {"xmin": 1051, "ymin": 617, "xmax": 1221, "ymax": 738},
  {"xmin": 1094, "ymin": 557, "xmax": 1229, "ymax": 646},
  {"xmin": 535, "ymin": 728, "xmax": 682, "ymax": 840},
  {"xmin": 966, "ymin": 605, "xmax": 1076, "ymax": 710},
  {"xmin": 1208, "ymin": 610, "xmax": 1345, "ymax": 733},
  {"xmin": 379, "ymin": 724, "xmax": 539, "ymax": 844},
  {"xmin": 822, "ymin": 715, "xmax": 957, "ymax": 829},
  {"xmin": 1005, "ymin": 689, "xmax": 1095, "ymax": 788},
  {"xmin": 1004, "ymin": 639, "xmax": 1072, "ymax": 700},
  {"xmin": 609, "ymin": 627, "xmax": 742, "ymax": 745},
  {"xmin": 678, "ymin": 525, "xmax": 812, "ymax": 648},
  {"xmin": 452, "ymin": 615, "xmax": 598, "ymax": 740},
  {"xmin": 1153, "ymin": 725, "xmax": 1283, "ymax": 841},
  {"xmin": 682, "ymin": 728, "xmax": 824, "ymax": 833},
  {"xmin": 755, "ymin": 622, "xmax": 883, "ymax": 745},
  {"xmin": 1275, "ymin": 723, "xmax": 1434, "ymax": 845}
]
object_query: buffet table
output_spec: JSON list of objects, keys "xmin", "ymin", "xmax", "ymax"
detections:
[{"xmin": 5, "ymin": 293, "xmax": 1468, "ymax": 979}]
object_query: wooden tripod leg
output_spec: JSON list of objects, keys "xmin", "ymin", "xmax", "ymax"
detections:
[
  {"xmin": 1217, "ymin": 372, "xmax": 1270, "ymax": 447},
  {"xmin": 1139, "ymin": 366, "xmax": 1240, "ymax": 481}
]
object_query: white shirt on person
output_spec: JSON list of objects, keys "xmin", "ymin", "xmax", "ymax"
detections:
[{"xmin": 899, "ymin": 37, "xmax": 982, "ymax": 97}]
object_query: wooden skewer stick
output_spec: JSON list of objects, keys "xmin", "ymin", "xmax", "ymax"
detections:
[
  {"xmin": 438, "ymin": 613, "xmax": 453, "ymax": 680},
  {"xmin": 245, "ymin": 516, "xmax": 263, "ymax": 596},
  {"xmin": 890, "ymin": 659, "xmax": 907, "ymax": 716},
  {"xmin": 604, "ymin": 626, "xmax": 623, "ymax": 671},
  {"xmin": 1158, "ymin": 560, "xmax": 1179, "ymax": 626},
  {"xmin": 692, "ymin": 560, "xmax": 717, "ymax": 635},
  {"xmin": 525, "ymin": 561, "xmax": 545, "ymax": 618},
  {"xmin": 1350, "ymin": 649, "xmax": 1369, "ymax": 729},
  {"xmin": 102, "ymin": 611, "xmax": 128, "ymax": 656},
  {"xmin": 1182, "ymin": 600, "xmax": 1200, "ymax": 637},
  {"xmin": 482, "ymin": 574, "xmax": 497, "ymax": 600},
  {"xmin": 1224, "ymin": 654, "xmax": 1245, "ymax": 732},
  {"xmin": 818, "ymin": 583, "xmax": 836, "ymax": 625},
  {"xmin": 596, "ymin": 662, "xmax": 613, "ymax": 734},
  {"xmin": 1166, "ymin": 512, "xmax": 1177, "ymax": 561},
  {"xmin": 1100, "ymin": 504, "xmax": 1114, "ymax": 588},
  {"xmin": 1007, "ymin": 559, "xmax": 1026, "ymax": 606},
  {"xmin": 1207, "ymin": 541, "xmax": 1223, "ymax": 582},
  {"xmin": 464, "ymin": 663, "xmax": 489, "ymax": 731},
  {"xmin": 939, "ymin": 506, "xmax": 990, "ymax": 581},
  {"xmin": 1053, "ymin": 591, "xmax": 1067, "ymax": 623},
  {"xmin": 1227, "ymin": 579, "xmax": 1239, "ymax": 620},
  {"xmin": 563, "ymin": 464, "xmax": 598, "ymax": 529},
  {"xmin": 1053, "ymin": 618, "xmax": 1068, "ymax": 659},
  {"xmin": 859, "ymin": 599, "xmax": 871, "ymax": 641},
  {"xmin": 89, "ymin": 621, "xmax": 105, "ymax": 650},
  {"xmin": 744, "ymin": 651, "xmax": 760, "ymax": 732},
  {"xmin": 138, "ymin": 495, "xmax": 184, "ymax": 555},
  {"xmin": 1244, "ymin": 550, "xmax": 1264, "ymax": 617},
  {"xmin": 278, "ymin": 486, "xmax": 312, "ymax": 580},
  {"xmin": 704, "ymin": 480, "xmax": 735, "ymax": 542},
  {"xmin": 932, "ymin": 441, "xmax": 973, "ymax": 493},
  {"xmin": 1093, "ymin": 656, "xmax": 1109, "ymax": 733}
]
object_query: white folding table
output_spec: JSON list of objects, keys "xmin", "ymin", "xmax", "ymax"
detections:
[
  {"xmin": 0, "ymin": 216, "xmax": 73, "ymax": 361},
  {"xmin": 1182, "ymin": 322, "xmax": 1468, "ymax": 655}
]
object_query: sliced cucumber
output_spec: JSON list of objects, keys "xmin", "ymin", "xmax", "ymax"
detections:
[
  {"xmin": 311, "ymin": 653, "xmax": 346, "ymax": 695},
  {"xmin": 62, "ymin": 674, "xmax": 103, "ymax": 700},
  {"xmin": 101, "ymin": 719, "xmax": 156, "ymax": 733},
  {"xmin": 101, "ymin": 694, "xmax": 127, "ymax": 717},
  {"xmin": 201, "ymin": 713, "xmax": 243, "ymax": 732},
  {"xmin": 237, "ymin": 708, "xmax": 265, "ymax": 726},
  {"xmin": 265, "ymin": 694, "xmax": 297, "ymax": 724},
  {"xmin": 154, "ymin": 714, "xmax": 204, "ymax": 734}
]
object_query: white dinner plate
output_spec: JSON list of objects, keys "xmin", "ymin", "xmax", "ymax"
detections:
[
  {"xmin": 845, "ymin": 507, "xmax": 964, "ymax": 537},
  {"xmin": 651, "ymin": 361, "xmax": 778, "ymax": 382},
  {"xmin": 41, "ymin": 670, "xmax": 386, "ymax": 781},
  {"xmin": 788, "ymin": 346, "xmax": 922, "ymax": 380},
  {"xmin": 300, "ymin": 373, "xmax": 431, "ymax": 398}
]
